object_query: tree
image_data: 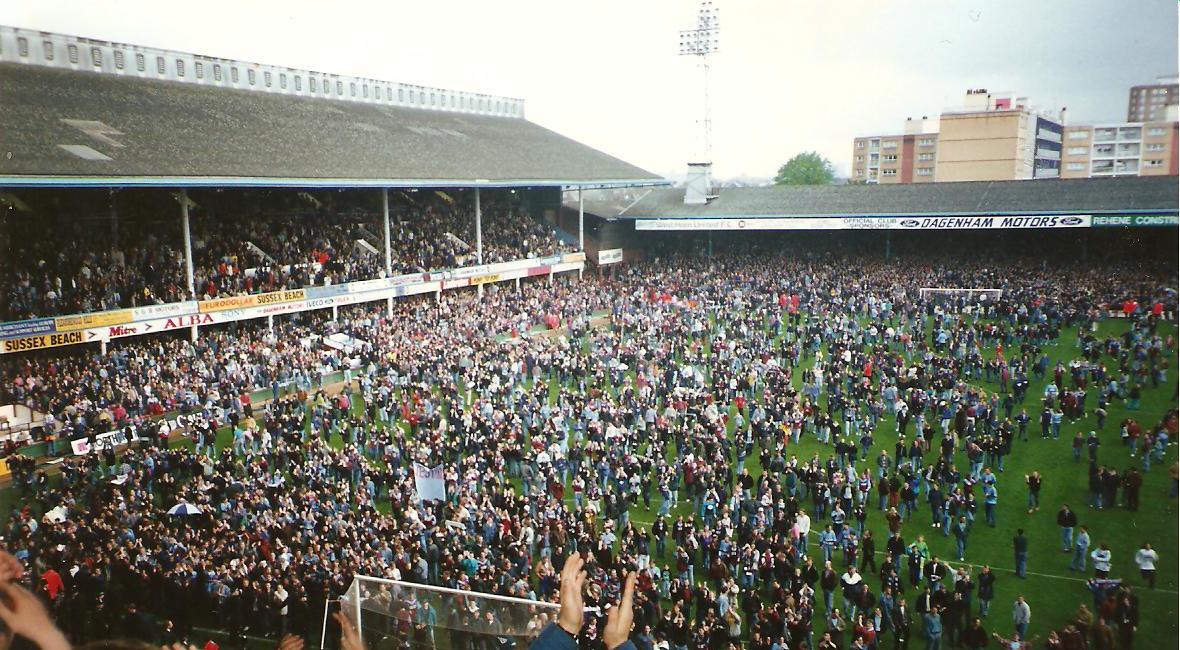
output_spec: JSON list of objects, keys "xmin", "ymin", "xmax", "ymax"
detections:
[{"xmin": 773, "ymin": 151, "xmax": 835, "ymax": 186}]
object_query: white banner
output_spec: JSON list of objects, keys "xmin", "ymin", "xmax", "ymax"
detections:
[
  {"xmin": 597, "ymin": 248, "xmax": 624, "ymax": 265},
  {"xmin": 413, "ymin": 463, "xmax": 447, "ymax": 502},
  {"xmin": 70, "ymin": 427, "xmax": 142, "ymax": 455},
  {"xmin": 70, "ymin": 413, "xmax": 205, "ymax": 455},
  {"xmin": 634, "ymin": 215, "xmax": 1093, "ymax": 231}
]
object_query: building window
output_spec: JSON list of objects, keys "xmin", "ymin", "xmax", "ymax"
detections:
[
  {"xmin": 883, "ymin": 155, "xmax": 898, "ymax": 161},
  {"xmin": 855, "ymin": 156, "xmax": 864, "ymax": 162},
  {"xmin": 231, "ymin": 67, "xmax": 240, "ymax": 83},
  {"xmin": 309, "ymin": 77, "xmax": 318, "ymax": 93},
  {"xmin": 1066, "ymin": 162, "xmax": 1086, "ymax": 171},
  {"xmin": 856, "ymin": 141, "xmax": 865, "ymax": 149},
  {"xmin": 882, "ymin": 169, "xmax": 897, "ymax": 176},
  {"xmin": 1066, "ymin": 147, "xmax": 1086, "ymax": 155},
  {"xmin": 855, "ymin": 169, "xmax": 863, "ymax": 176},
  {"xmin": 883, "ymin": 140, "xmax": 898, "ymax": 148},
  {"xmin": 195, "ymin": 61, "xmax": 204, "ymax": 78},
  {"xmin": 248, "ymin": 69, "xmax": 256, "ymax": 85},
  {"xmin": 336, "ymin": 80, "xmax": 343, "ymax": 95},
  {"xmin": 136, "ymin": 53, "xmax": 145, "ymax": 71},
  {"xmin": 43, "ymin": 41, "xmax": 54, "ymax": 61},
  {"xmin": 349, "ymin": 82, "xmax": 355, "ymax": 96},
  {"xmin": 91, "ymin": 47, "xmax": 102, "ymax": 67},
  {"xmin": 17, "ymin": 37, "xmax": 28, "ymax": 58},
  {"xmin": 294, "ymin": 75, "xmax": 301, "ymax": 91},
  {"xmin": 918, "ymin": 138, "xmax": 935, "ymax": 146},
  {"xmin": 1068, "ymin": 131, "xmax": 1089, "ymax": 140},
  {"xmin": 280, "ymin": 73, "xmax": 287, "ymax": 89},
  {"xmin": 1144, "ymin": 159, "xmax": 1163, "ymax": 168},
  {"xmin": 213, "ymin": 64, "xmax": 222, "ymax": 81},
  {"xmin": 363, "ymin": 84, "xmax": 368, "ymax": 98},
  {"xmin": 918, "ymin": 153, "xmax": 935, "ymax": 161},
  {"xmin": 114, "ymin": 50, "xmax": 125, "ymax": 69},
  {"xmin": 916, "ymin": 167, "xmax": 933, "ymax": 176},
  {"xmin": 387, "ymin": 87, "xmax": 393, "ymax": 101},
  {"xmin": 155, "ymin": 56, "xmax": 165, "ymax": 74},
  {"xmin": 1146, "ymin": 127, "xmax": 1166, "ymax": 137},
  {"xmin": 1145, "ymin": 143, "xmax": 1165, "ymax": 152},
  {"xmin": 67, "ymin": 44, "xmax": 78, "ymax": 64},
  {"xmin": 264, "ymin": 71, "xmax": 272, "ymax": 87}
]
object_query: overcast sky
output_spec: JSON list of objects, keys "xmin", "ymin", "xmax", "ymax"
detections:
[{"xmin": 3, "ymin": 0, "xmax": 1176, "ymax": 179}]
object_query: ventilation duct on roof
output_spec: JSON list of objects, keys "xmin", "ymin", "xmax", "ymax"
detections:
[{"xmin": 684, "ymin": 162, "xmax": 715, "ymax": 205}]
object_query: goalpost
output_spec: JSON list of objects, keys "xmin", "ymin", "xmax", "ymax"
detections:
[
  {"xmin": 918, "ymin": 287, "xmax": 1003, "ymax": 313},
  {"xmin": 337, "ymin": 575, "xmax": 564, "ymax": 650}
]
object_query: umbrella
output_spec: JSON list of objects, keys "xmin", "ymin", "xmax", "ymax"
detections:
[
  {"xmin": 43, "ymin": 506, "xmax": 68, "ymax": 524},
  {"xmin": 167, "ymin": 502, "xmax": 203, "ymax": 516}
]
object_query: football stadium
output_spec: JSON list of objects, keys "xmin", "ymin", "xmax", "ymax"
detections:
[{"xmin": 0, "ymin": 13, "xmax": 1178, "ymax": 650}]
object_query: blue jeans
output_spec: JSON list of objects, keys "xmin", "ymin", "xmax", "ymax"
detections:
[
  {"xmin": 1015, "ymin": 552, "xmax": 1027, "ymax": 578},
  {"xmin": 927, "ymin": 634, "xmax": 942, "ymax": 650},
  {"xmin": 985, "ymin": 504, "xmax": 996, "ymax": 526},
  {"xmin": 1016, "ymin": 623, "xmax": 1028, "ymax": 640},
  {"xmin": 955, "ymin": 537, "xmax": 967, "ymax": 559},
  {"xmin": 979, "ymin": 599, "xmax": 990, "ymax": 617},
  {"xmin": 824, "ymin": 589, "xmax": 834, "ymax": 614},
  {"xmin": 1060, "ymin": 527, "xmax": 1073, "ymax": 551},
  {"xmin": 1071, "ymin": 546, "xmax": 1088, "ymax": 571}
]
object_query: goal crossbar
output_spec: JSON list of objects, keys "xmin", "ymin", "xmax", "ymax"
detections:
[{"xmin": 340, "ymin": 574, "xmax": 572, "ymax": 647}]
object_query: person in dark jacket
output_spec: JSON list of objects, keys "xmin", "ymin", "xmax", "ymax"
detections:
[
  {"xmin": 961, "ymin": 618, "xmax": 989, "ymax": 650},
  {"xmin": 976, "ymin": 566, "xmax": 996, "ymax": 618},
  {"xmin": 1056, "ymin": 505, "xmax": 1078, "ymax": 552}
]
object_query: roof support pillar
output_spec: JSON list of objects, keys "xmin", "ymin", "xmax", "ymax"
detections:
[
  {"xmin": 180, "ymin": 188, "xmax": 197, "ymax": 342},
  {"xmin": 578, "ymin": 187, "xmax": 585, "ymax": 252},
  {"xmin": 474, "ymin": 188, "xmax": 483, "ymax": 265},
  {"xmin": 382, "ymin": 188, "xmax": 394, "ymax": 319},
  {"xmin": 109, "ymin": 189, "xmax": 118, "ymax": 242},
  {"xmin": 475, "ymin": 188, "xmax": 484, "ymax": 298}
]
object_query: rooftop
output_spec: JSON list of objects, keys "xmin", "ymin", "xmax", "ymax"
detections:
[
  {"xmin": 579, "ymin": 176, "xmax": 1179, "ymax": 220},
  {"xmin": 0, "ymin": 27, "xmax": 664, "ymax": 188}
]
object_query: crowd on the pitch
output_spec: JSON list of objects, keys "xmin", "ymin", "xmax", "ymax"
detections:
[{"xmin": 0, "ymin": 248, "xmax": 1176, "ymax": 650}]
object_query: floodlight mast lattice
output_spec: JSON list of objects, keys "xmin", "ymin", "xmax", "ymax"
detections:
[{"xmin": 679, "ymin": 1, "xmax": 720, "ymax": 163}]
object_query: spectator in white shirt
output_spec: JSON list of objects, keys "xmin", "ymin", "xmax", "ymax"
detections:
[
  {"xmin": 1134, "ymin": 543, "xmax": 1158, "ymax": 589},
  {"xmin": 1090, "ymin": 544, "xmax": 1112, "ymax": 578}
]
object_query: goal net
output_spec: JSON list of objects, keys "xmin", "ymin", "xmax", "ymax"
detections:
[
  {"xmin": 340, "ymin": 576, "xmax": 562, "ymax": 650},
  {"xmin": 919, "ymin": 287, "xmax": 1003, "ymax": 309}
]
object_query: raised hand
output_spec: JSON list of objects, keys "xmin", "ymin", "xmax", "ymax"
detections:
[
  {"xmin": 557, "ymin": 553, "xmax": 588, "ymax": 636},
  {"xmin": 603, "ymin": 572, "xmax": 636, "ymax": 650},
  {"xmin": 0, "ymin": 582, "xmax": 69, "ymax": 650},
  {"xmin": 333, "ymin": 611, "xmax": 366, "ymax": 650}
]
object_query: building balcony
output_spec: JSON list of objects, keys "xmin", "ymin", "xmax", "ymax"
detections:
[
  {"xmin": 1036, "ymin": 149, "xmax": 1061, "ymax": 160},
  {"xmin": 1036, "ymin": 129, "xmax": 1062, "ymax": 143}
]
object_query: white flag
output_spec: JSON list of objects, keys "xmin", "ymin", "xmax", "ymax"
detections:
[{"xmin": 413, "ymin": 463, "xmax": 446, "ymax": 502}]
